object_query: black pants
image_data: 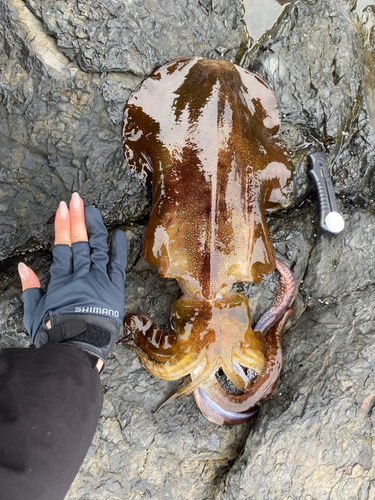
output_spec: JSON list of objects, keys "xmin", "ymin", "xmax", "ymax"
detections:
[{"xmin": 0, "ymin": 344, "xmax": 103, "ymax": 500}]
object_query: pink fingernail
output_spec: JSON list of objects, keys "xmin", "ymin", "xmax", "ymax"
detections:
[
  {"xmin": 71, "ymin": 192, "xmax": 81, "ymax": 210},
  {"xmin": 18, "ymin": 262, "xmax": 30, "ymax": 280},
  {"xmin": 59, "ymin": 201, "xmax": 68, "ymax": 219}
]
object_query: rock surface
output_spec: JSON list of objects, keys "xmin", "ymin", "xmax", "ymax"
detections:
[
  {"xmin": 0, "ymin": 0, "xmax": 246, "ymax": 260},
  {"xmin": 217, "ymin": 206, "xmax": 375, "ymax": 500},
  {"xmin": 1, "ymin": 0, "xmax": 375, "ymax": 499}
]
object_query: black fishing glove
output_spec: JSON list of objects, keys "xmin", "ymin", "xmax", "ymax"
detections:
[{"xmin": 21, "ymin": 205, "xmax": 127, "ymax": 369}]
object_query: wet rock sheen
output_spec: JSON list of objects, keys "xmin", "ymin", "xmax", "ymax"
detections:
[{"xmin": 1, "ymin": 0, "xmax": 375, "ymax": 499}]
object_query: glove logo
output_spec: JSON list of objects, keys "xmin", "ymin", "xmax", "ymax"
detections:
[{"xmin": 75, "ymin": 306, "xmax": 120, "ymax": 318}]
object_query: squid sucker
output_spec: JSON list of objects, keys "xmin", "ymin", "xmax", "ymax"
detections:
[{"xmin": 120, "ymin": 57, "xmax": 295, "ymax": 425}]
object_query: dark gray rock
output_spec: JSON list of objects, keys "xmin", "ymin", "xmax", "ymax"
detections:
[
  {"xmin": 217, "ymin": 223, "xmax": 375, "ymax": 499},
  {"xmin": 0, "ymin": 0, "xmax": 148, "ymax": 259},
  {"xmin": 0, "ymin": 249, "xmax": 51, "ymax": 342},
  {"xmin": 0, "ymin": 0, "xmax": 247, "ymax": 260},
  {"xmin": 303, "ymin": 207, "xmax": 375, "ymax": 308},
  {"xmin": 243, "ymin": 0, "xmax": 375, "ymax": 206},
  {"xmin": 2, "ymin": 0, "xmax": 375, "ymax": 499},
  {"xmin": 64, "ymin": 346, "xmax": 252, "ymax": 500},
  {"xmin": 25, "ymin": 0, "xmax": 247, "ymax": 76},
  {"xmin": 125, "ymin": 255, "xmax": 181, "ymax": 329}
]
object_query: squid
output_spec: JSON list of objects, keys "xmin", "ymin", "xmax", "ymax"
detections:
[{"xmin": 119, "ymin": 57, "xmax": 295, "ymax": 425}]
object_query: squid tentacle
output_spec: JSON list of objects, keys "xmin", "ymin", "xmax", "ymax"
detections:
[
  {"xmin": 222, "ymin": 259, "xmax": 294, "ymax": 392},
  {"xmin": 233, "ymin": 348, "xmax": 265, "ymax": 373},
  {"xmin": 254, "ymin": 258, "xmax": 295, "ymax": 334},
  {"xmin": 197, "ymin": 308, "xmax": 294, "ymax": 414},
  {"xmin": 121, "ymin": 260, "xmax": 295, "ymax": 423},
  {"xmin": 194, "ymin": 387, "xmax": 260, "ymax": 426}
]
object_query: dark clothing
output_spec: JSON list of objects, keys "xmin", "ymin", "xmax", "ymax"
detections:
[{"xmin": 0, "ymin": 344, "xmax": 103, "ymax": 500}]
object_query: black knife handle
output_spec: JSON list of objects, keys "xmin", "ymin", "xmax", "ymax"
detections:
[{"xmin": 308, "ymin": 152, "xmax": 344, "ymax": 234}]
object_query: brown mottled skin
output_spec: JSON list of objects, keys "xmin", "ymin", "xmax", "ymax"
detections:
[{"xmin": 120, "ymin": 57, "xmax": 294, "ymax": 424}]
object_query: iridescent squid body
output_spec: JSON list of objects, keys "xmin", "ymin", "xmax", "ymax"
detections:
[{"xmin": 121, "ymin": 57, "xmax": 295, "ymax": 425}]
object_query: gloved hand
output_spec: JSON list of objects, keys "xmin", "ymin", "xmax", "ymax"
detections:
[{"xmin": 18, "ymin": 193, "xmax": 127, "ymax": 371}]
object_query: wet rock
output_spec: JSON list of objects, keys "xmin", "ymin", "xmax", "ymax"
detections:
[
  {"xmin": 125, "ymin": 255, "xmax": 181, "ymax": 328},
  {"xmin": 122, "ymin": 223, "xmax": 148, "ymax": 272},
  {"xmin": 217, "ymin": 216, "xmax": 375, "ymax": 500},
  {"xmin": 64, "ymin": 346, "xmax": 253, "ymax": 500},
  {"xmin": 0, "ymin": 0, "xmax": 247, "ymax": 260},
  {"xmin": 243, "ymin": 0, "xmax": 375, "ymax": 206},
  {"xmin": 25, "ymin": 0, "xmax": 247, "ymax": 76},
  {"xmin": 0, "ymin": 249, "xmax": 51, "ymax": 342},
  {"xmin": 1, "ymin": 0, "xmax": 375, "ymax": 499},
  {"xmin": 0, "ymin": 0, "xmax": 148, "ymax": 259},
  {"xmin": 215, "ymin": 2, "xmax": 375, "ymax": 498},
  {"xmin": 303, "ymin": 207, "xmax": 375, "ymax": 307}
]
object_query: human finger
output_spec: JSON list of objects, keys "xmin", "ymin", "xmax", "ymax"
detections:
[
  {"xmin": 18, "ymin": 262, "xmax": 41, "ymax": 291},
  {"xmin": 71, "ymin": 242, "xmax": 91, "ymax": 277},
  {"xmin": 70, "ymin": 192, "xmax": 88, "ymax": 243},
  {"xmin": 22, "ymin": 287, "xmax": 45, "ymax": 336},
  {"xmin": 50, "ymin": 245, "xmax": 73, "ymax": 278},
  {"xmin": 108, "ymin": 229, "xmax": 127, "ymax": 290},
  {"xmin": 54, "ymin": 201, "xmax": 71, "ymax": 246},
  {"xmin": 85, "ymin": 205, "xmax": 109, "ymax": 273},
  {"xmin": 19, "ymin": 263, "xmax": 45, "ymax": 336}
]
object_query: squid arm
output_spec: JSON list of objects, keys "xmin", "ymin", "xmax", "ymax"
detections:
[
  {"xmin": 254, "ymin": 258, "xmax": 295, "ymax": 334},
  {"xmin": 120, "ymin": 313, "xmax": 176, "ymax": 363},
  {"xmin": 155, "ymin": 357, "xmax": 220, "ymax": 412},
  {"xmin": 195, "ymin": 307, "xmax": 294, "ymax": 415}
]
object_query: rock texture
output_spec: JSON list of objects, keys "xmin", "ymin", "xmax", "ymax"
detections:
[
  {"xmin": 246, "ymin": 0, "xmax": 375, "ymax": 207},
  {"xmin": 0, "ymin": 0, "xmax": 246, "ymax": 260},
  {"xmin": 1, "ymin": 0, "xmax": 375, "ymax": 499},
  {"xmin": 217, "ymin": 207, "xmax": 375, "ymax": 500}
]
